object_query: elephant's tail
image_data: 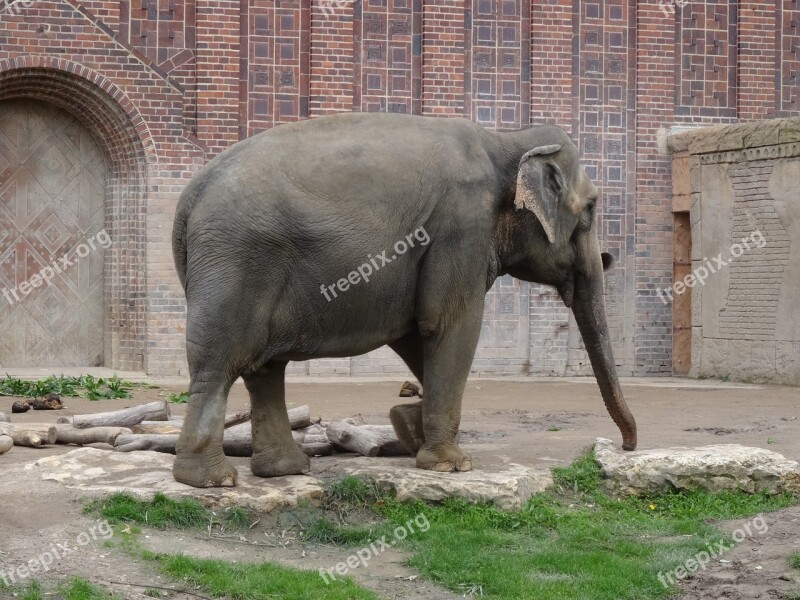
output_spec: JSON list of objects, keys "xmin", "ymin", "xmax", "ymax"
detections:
[{"xmin": 172, "ymin": 178, "xmax": 206, "ymax": 291}]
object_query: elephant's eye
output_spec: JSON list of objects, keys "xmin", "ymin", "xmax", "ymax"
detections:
[{"xmin": 580, "ymin": 199, "xmax": 596, "ymax": 228}]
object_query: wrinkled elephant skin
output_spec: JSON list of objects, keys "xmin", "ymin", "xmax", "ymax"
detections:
[{"xmin": 171, "ymin": 113, "xmax": 637, "ymax": 488}]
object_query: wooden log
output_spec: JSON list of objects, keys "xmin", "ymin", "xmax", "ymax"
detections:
[
  {"xmin": 132, "ymin": 411, "xmax": 244, "ymax": 434},
  {"xmin": 0, "ymin": 423, "xmax": 56, "ymax": 447},
  {"xmin": 57, "ymin": 425, "xmax": 131, "ymax": 445},
  {"xmin": 5, "ymin": 423, "xmax": 131, "ymax": 446},
  {"xmin": 114, "ymin": 433, "xmax": 179, "ymax": 454},
  {"xmin": 86, "ymin": 443, "xmax": 115, "ymax": 451},
  {"xmin": 0, "ymin": 435, "xmax": 12, "ymax": 454},
  {"xmin": 131, "ymin": 422, "xmax": 182, "ymax": 435},
  {"xmin": 115, "ymin": 420, "xmax": 333, "ymax": 457},
  {"xmin": 288, "ymin": 405, "xmax": 311, "ymax": 430},
  {"xmin": 224, "ymin": 411, "xmax": 250, "ymax": 428},
  {"xmin": 325, "ymin": 417, "xmax": 411, "ymax": 457},
  {"xmin": 63, "ymin": 401, "xmax": 170, "ymax": 429}
]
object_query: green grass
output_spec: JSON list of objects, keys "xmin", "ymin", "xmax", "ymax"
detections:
[
  {"xmin": 82, "ymin": 453, "xmax": 798, "ymax": 600},
  {"xmin": 58, "ymin": 578, "xmax": 116, "ymax": 600},
  {"xmin": 0, "ymin": 578, "xmax": 114, "ymax": 600},
  {"xmin": 84, "ymin": 492, "xmax": 253, "ymax": 530},
  {"xmin": 0, "ymin": 374, "xmax": 143, "ymax": 400},
  {"xmin": 150, "ymin": 554, "xmax": 377, "ymax": 600},
  {"xmin": 324, "ymin": 475, "xmax": 377, "ymax": 510},
  {"xmin": 308, "ymin": 451, "xmax": 796, "ymax": 600},
  {"xmin": 165, "ymin": 391, "xmax": 189, "ymax": 404},
  {"xmin": 790, "ymin": 552, "xmax": 800, "ymax": 570}
]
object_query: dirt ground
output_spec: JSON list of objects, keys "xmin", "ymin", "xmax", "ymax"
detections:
[{"xmin": 1, "ymin": 376, "xmax": 799, "ymax": 599}]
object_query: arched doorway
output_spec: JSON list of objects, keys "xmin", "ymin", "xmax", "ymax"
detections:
[
  {"xmin": 0, "ymin": 58, "xmax": 153, "ymax": 372},
  {"xmin": 0, "ymin": 99, "xmax": 108, "ymax": 367}
]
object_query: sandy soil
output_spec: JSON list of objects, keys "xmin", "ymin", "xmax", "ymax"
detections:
[{"xmin": 0, "ymin": 377, "xmax": 798, "ymax": 599}]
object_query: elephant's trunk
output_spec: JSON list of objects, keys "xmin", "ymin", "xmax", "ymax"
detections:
[{"xmin": 572, "ymin": 265, "xmax": 637, "ymax": 451}]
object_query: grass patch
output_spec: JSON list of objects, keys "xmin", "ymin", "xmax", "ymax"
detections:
[
  {"xmin": 790, "ymin": 552, "xmax": 800, "ymax": 570},
  {"xmin": 86, "ymin": 455, "xmax": 797, "ymax": 600},
  {"xmin": 58, "ymin": 578, "xmax": 116, "ymax": 600},
  {"xmin": 85, "ymin": 492, "xmax": 253, "ymax": 530},
  {"xmin": 0, "ymin": 374, "xmax": 148, "ymax": 400},
  {"xmin": 302, "ymin": 516, "xmax": 381, "ymax": 546},
  {"xmin": 0, "ymin": 579, "xmax": 114, "ymax": 600},
  {"xmin": 150, "ymin": 554, "xmax": 377, "ymax": 600},
  {"xmin": 308, "ymin": 451, "xmax": 797, "ymax": 600}
]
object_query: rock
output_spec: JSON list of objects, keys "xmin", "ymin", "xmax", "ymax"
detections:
[
  {"xmin": 30, "ymin": 393, "xmax": 64, "ymax": 410},
  {"xmin": 26, "ymin": 447, "xmax": 323, "ymax": 513},
  {"xmin": 12, "ymin": 401, "xmax": 30, "ymax": 414},
  {"xmin": 399, "ymin": 381, "xmax": 421, "ymax": 398},
  {"xmin": 594, "ymin": 438, "xmax": 800, "ymax": 496},
  {"xmin": 339, "ymin": 457, "xmax": 552, "ymax": 510},
  {"xmin": 0, "ymin": 412, "xmax": 8, "ymax": 423}
]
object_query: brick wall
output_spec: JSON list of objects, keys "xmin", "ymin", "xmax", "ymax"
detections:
[{"xmin": 0, "ymin": 0, "xmax": 798, "ymax": 376}]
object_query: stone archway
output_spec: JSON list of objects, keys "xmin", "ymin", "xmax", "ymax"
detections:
[
  {"xmin": 0, "ymin": 99, "xmax": 108, "ymax": 366},
  {"xmin": 0, "ymin": 58, "xmax": 153, "ymax": 371}
]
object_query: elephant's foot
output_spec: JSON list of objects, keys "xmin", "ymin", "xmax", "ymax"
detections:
[
  {"xmin": 416, "ymin": 444, "xmax": 473, "ymax": 473},
  {"xmin": 251, "ymin": 446, "xmax": 310, "ymax": 478},
  {"xmin": 173, "ymin": 450, "xmax": 238, "ymax": 488},
  {"xmin": 390, "ymin": 402, "xmax": 425, "ymax": 454}
]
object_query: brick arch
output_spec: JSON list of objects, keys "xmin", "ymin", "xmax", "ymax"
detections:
[{"xmin": 0, "ymin": 57, "xmax": 150, "ymax": 371}]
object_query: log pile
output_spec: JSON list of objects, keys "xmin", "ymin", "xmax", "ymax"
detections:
[{"xmin": 0, "ymin": 396, "xmax": 413, "ymax": 461}]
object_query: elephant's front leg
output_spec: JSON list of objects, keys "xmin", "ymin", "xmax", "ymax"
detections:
[
  {"xmin": 415, "ymin": 305, "xmax": 483, "ymax": 472},
  {"xmin": 243, "ymin": 362, "xmax": 310, "ymax": 478}
]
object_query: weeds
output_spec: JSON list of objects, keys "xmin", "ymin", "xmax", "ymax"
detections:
[
  {"xmin": 0, "ymin": 374, "xmax": 142, "ymax": 400},
  {"xmin": 165, "ymin": 391, "xmax": 189, "ymax": 404}
]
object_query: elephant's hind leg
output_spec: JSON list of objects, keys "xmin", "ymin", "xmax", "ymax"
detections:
[
  {"xmin": 174, "ymin": 367, "xmax": 239, "ymax": 488},
  {"xmin": 389, "ymin": 333, "xmax": 425, "ymax": 453},
  {"xmin": 243, "ymin": 361, "xmax": 310, "ymax": 478}
]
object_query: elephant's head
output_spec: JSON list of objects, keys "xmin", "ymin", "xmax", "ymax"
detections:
[{"xmin": 500, "ymin": 137, "xmax": 637, "ymax": 451}]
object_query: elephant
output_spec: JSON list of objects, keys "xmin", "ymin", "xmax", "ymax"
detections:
[{"xmin": 171, "ymin": 112, "xmax": 637, "ymax": 488}]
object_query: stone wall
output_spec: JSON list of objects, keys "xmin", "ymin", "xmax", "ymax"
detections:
[{"xmin": 669, "ymin": 119, "xmax": 800, "ymax": 385}]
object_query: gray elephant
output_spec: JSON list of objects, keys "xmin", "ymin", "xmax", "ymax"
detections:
[{"xmin": 171, "ymin": 113, "xmax": 637, "ymax": 488}]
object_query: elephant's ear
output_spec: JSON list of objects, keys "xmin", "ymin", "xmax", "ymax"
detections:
[{"xmin": 514, "ymin": 144, "xmax": 565, "ymax": 244}]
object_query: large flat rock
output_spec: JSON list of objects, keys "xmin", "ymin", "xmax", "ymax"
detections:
[
  {"xmin": 334, "ymin": 456, "xmax": 553, "ymax": 511},
  {"xmin": 24, "ymin": 449, "xmax": 552, "ymax": 512},
  {"xmin": 594, "ymin": 437, "xmax": 800, "ymax": 496},
  {"xmin": 25, "ymin": 448, "xmax": 324, "ymax": 512}
]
